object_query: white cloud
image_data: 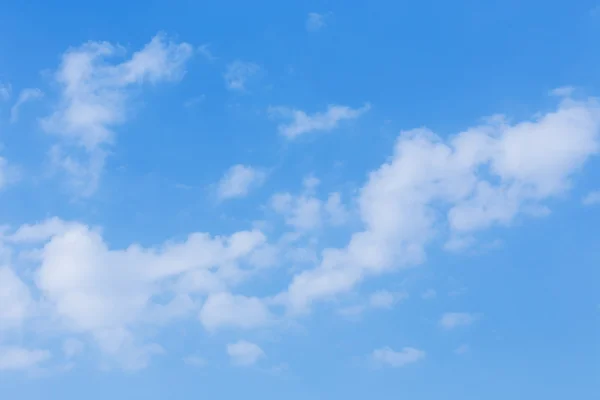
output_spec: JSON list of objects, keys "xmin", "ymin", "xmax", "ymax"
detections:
[
  {"xmin": 42, "ymin": 33, "xmax": 193, "ymax": 196},
  {"xmin": 226, "ymin": 340, "xmax": 264, "ymax": 366},
  {"xmin": 439, "ymin": 313, "xmax": 477, "ymax": 330},
  {"xmin": 306, "ymin": 12, "xmax": 327, "ymax": 32},
  {"xmin": 1, "ymin": 218, "xmax": 271, "ymax": 369},
  {"xmin": 7, "ymin": 217, "xmax": 75, "ymax": 243},
  {"xmin": 224, "ymin": 61, "xmax": 260, "ymax": 91},
  {"xmin": 0, "ymin": 347, "xmax": 51, "ymax": 371},
  {"xmin": 10, "ymin": 88, "xmax": 44, "ymax": 123},
  {"xmin": 271, "ymin": 192, "xmax": 322, "ymax": 231},
  {"xmin": 199, "ymin": 292, "xmax": 271, "ymax": 331},
  {"xmin": 271, "ymin": 181, "xmax": 348, "ymax": 232},
  {"xmin": 269, "ymin": 103, "xmax": 370, "ymax": 139},
  {"xmin": 217, "ymin": 164, "xmax": 266, "ymax": 200},
  {"xmin": 280, "ymin": 95, "xmax": 600, "ymax": 312},
  {"xmin": 372, "ymin": 347, "xmax": 425, "ymax": 368},
  {"xmin": 582, "ymin": 190, "xmax": 600, "ymax": 206}
]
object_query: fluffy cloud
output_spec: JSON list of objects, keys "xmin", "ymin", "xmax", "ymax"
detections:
[
  {"xmin": 280, "ymin": 95, "xmax": 600, "ymax": 312},
  {"xmin": 217, "ymin": 164, "xmax": 266, "ymax": 200},
  {"xmin": 10, "ymin": 88, "xmax": 44, "ymax": 123},
  {"xmin": 226, "ymin": 340, "xmax": 264, "ymax": 366},
  {"xmin": 42, "ymin": 33, "xmax": 193, "ymax": 195},
  {"xmin": 268, "ymin": 103, "xmax": 370, "ymax": 139},
  {"xmin": 271, "ymin": 177, "xmax": 348, "ymax": 232},
  {"xmin": 371, "ymin": 347, "xmax": 425, "ymax": 368},
  {"xmin": 439, "ymin": 313, "xmax": 478, "ymax": 330},
  {"xmin": 0, "ymin": 218, "xmax": 271, "ymax": 369},
  {"xmin": 224, "ymin": 61, "xmax": 260, "ymax": 91}
]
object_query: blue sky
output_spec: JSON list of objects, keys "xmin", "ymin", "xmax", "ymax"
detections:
[{"xmin": 0, "ymin": 1, "xmax": 599, "ymax": 399}]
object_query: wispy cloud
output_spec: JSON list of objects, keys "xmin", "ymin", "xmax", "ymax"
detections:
[
  {"xmin": 371, "ymin": 347, "xmax": 425, "ymax": 368},
  {"xmin": 0, "ymin": 83, "xmax": 10, "ymax": 101},
  {"xmin": 269, "ymin": 103, "xmax": 370, "ymax": 139},
  {"xmin": 306, "ymin": 12, "xmax": 328, "ymax": 32},
  {"xmin": 41, "ymin": 33, "xmax": 193, "ymax": 196},
  {"xmin": 439, "ymin": 313, "xmax": 478, "ymax": 330},
  {"xmin": 197, "ymin": 44, "xmax": 216, "ymax": 61},
  {"xmin": 216, "ymin": 164, "xmax": 266, "ymax": 200},
  {"xmin": 224, "ymin": 61, "xmax": 261, "ymax": 91},
  {"xmin": 10, "ymin": 88, "xmax": 44, "ymax": 123}
]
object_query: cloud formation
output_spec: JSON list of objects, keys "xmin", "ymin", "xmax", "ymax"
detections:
[
  {"xmin": 269, "ymin": 103, "xmax": 370, "ymax": 139},
  {"xmin": 227, "ymin": 340, "xmax": 264, "ymax": 366},
  {"xmin": 217, "ymin": 164, "xmax": 266, "ymax": 200},
  {"xmin": 372, "ymin": 347, "xmax": 425, "ymax": 368},
  {"xmin": 42, "ymin": 33, "xmax": 193, "ymax": 195},
  {"xmin": 10, "ymin": 88, "xmax": 44, "ymax": 123},
  {"xmin": 306, "ymin": 13, "xmax": 327, "ymax": 32},
  {"xmin": 280, "ymin": 96, "xmax": 600, "ymax": 312},
  {"xmin": 224, "ymin": 61, "xmax": 260, "ymax": 91}
]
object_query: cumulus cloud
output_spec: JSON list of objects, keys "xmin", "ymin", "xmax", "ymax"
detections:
[
  {"xmin": 270, "ymin": 178, "xmax": 349, "ymax": 232},
  {"xmin": 217, "ymin": 164, "xmax": 266, "ymax": 200},
  {"xmin": 226, "ymin": 340, "xmax": 264, "ymax": 366},
  {"xmin": 10, "ymin": 88, "xmax": 44, "ymax": 123},
  {"xmin": 1, "ymin": 89, "xmax": 599, "ymax": 372},
  {"xmin": 279, "ymin": 95, "xmax": 600, "ymax": 312},
  {"xmin": 224, "ymin": 61, "xmax": 260, "ymax": 91},
  {"xmin": 0, "ymin": 218, "xmax": 271, "ymax": 369},
  {"xmin": 268, "ymin": 103, "xmax": 370, "ymax": 139},
  {"xmin": 439, "ymin": 313, "xmax": 478, "ymax": 330},
  {"xmin": 371, "ymin": 347, "xmax": 425, "ymax": 368},
  {"xmin": 42, "ymin": 33, "xmax": 193, "ymax": 195}
]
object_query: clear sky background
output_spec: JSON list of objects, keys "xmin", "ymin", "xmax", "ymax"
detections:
[{"xmin": 0, "ymin": 1, "xmax": 599, "ymax": 399}]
